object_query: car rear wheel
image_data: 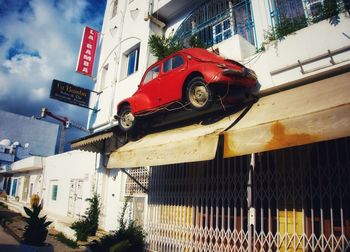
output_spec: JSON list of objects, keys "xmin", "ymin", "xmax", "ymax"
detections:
[
  {"xmin": 118, "ymin": 105, "xmax": 135, "ymax": 132},
  {"xmin": 186, "ymin": 77, "xmax": 212, "ymax": 110}
]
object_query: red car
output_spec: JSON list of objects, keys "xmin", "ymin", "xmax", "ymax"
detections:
[{"xmin": 116, "ymin": 48, "xmax": 257, "ymax": 131}]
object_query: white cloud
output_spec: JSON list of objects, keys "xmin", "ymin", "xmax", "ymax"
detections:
[
  {"xmin": 0, "ymin": 0, "xmax": 103, "ymax": 127},
  {"xmin": 31, "ymin": 87, "xmax": 47, "ymax": 101}
]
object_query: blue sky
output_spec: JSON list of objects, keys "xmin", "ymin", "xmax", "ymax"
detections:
[{"xmin": 0, "ymin": 0, "xmax": 106, "ymax": 144}]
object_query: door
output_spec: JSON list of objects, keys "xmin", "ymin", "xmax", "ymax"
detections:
[
  {"xmin": 21, "ymin": 176, "xmax": 30, "ymax": 202},
  {"xmin": 134, "ymin": 64, "xmax": 160, "ymax": 112},
  {"xmin": 67, "ymin": 179, "xmax": 84, "ymax": 218},
  {"xmin": 158, "ymin": 54, "xmax": 187, "ymax": 104}
]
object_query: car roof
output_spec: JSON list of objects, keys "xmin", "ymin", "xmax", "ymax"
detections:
[{"xmin": 146, "ymin": 48, "xmax": 225, "ymax": 70}]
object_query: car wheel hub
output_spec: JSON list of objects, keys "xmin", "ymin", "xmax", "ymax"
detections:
[
  {"xmin": 121, "ymin": 112, "xmax": 134, "ymax": 128},
  {"xmin": 191, "ymin": 85, "xmax": 208, "ymax": 107}
]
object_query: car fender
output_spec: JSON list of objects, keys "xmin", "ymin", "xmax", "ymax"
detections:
[
  {"xmin": 118, "ymin": 94, "xmax": 155, "ymax": 115},
  {"xmin": 184, "ymin": 63, "xmax": 221, "ymax": 86}
]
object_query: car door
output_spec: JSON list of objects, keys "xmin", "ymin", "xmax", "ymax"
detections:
[
  {"xmin": 158, "ymin": 54, "xmax": 187, "ymax": 105},
  {"xmin": 134, "ymin": 64, "xmax": 161, "ymax": 112}
]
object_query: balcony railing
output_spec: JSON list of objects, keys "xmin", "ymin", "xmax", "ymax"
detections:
[
  {"xmin": 174, "ymin": 0, "xmax": 255, "ymax": 48},
  {"xmin": 269, "ymin": 0, "xmax": 350, "ymax": 40}
]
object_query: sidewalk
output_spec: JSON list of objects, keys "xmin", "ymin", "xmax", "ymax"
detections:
[
  {"xmin": 0, "ymin": 205, "xmax": 86, "ymax": 252},
  {"xmin": 0, "ymin": 225, "xmax": 19, "ymax": 252}
]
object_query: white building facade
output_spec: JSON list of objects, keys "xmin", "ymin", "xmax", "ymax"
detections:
[{"xmin": 70, "ymin": 0, "xmax": 350, "ymax": 251}]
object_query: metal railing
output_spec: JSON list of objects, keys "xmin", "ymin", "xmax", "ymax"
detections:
[
  {"xmin": 174, "ymin": 0, "xmax": 256, "ymax": 48},
  {"xmin": 146, "ymin": 137, "xmax": 350, "ymax": 251}
]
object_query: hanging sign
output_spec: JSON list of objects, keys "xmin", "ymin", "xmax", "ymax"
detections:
[
  {"xmin": 50, "ymin": 79, "xmax": 91, "ymax": 108},
  {"xmin": 76, "ymin": 26, "xmax": 99, "ymax": 77}
]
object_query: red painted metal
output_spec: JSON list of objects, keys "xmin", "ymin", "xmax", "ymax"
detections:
[{"xmin": 117, "ymin": 48, "xmax": 257, "ymax": 115}]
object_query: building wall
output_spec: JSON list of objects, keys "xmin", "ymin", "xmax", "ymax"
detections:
[
  {"xmin": 0, "ymin": 110, "xmax": 59, "ymax": 157},
  {"xmin": 88, "ymin": 0, "xmax": 160, "ymax": 131},
  {"xmin": 41, "ymin": 150, "xmax": 98, "ymax": 218},
  {"xmin": 88, "ymin": 0, "xmax": 350, "ymax": 133},
  {"xmin": 8, "ymin": 170, "xmax": 42, "ymax": 204}
]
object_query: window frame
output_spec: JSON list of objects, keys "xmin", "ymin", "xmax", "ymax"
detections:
[
  {"xmin": 51, "ymin": 184, "xmax": 58, "ymax": 201},
  {"xmin": 213, "ymin": 17, "xmax": 233, "ymax": 44},
  {"xmin": 163, "ymin": 55, "xmax": 185, "ymax": 73},
  {"xmin": 127, "ymin": 48, "xmax": 139, "ymax": 76},
  {"xmin": 142, "ymin": 64, "xmax": 160, "ymax": 85}
]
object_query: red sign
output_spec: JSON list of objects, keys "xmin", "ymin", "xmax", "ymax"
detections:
[{"xmin": 76, "ymin": 26, "xmax": 99, "ymax": 76}]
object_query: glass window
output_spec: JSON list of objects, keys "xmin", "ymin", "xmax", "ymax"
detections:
[
  {"xmin": 143, "ymin": 65, "xmax": 160, "ymax": 84},
  {"xmin": 11, "ymin": 179, "xmax": 17, "ymax": 197},
  {"xmin": 163, "ymin": 55, "xmax": 185, "ymax": 73},
  {"xmin": 51, "ymin": 185, "xmax": 58, "ymax": 201},
  {"xmin": 213, "ymin": 18, "xmax": 233, "ymax": 44},
  {"xmin": 127, "ymin": 48, "xmax": 139, "ymax": 76}
]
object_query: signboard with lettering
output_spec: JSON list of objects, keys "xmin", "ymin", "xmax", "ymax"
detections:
[
  {"xmin": 76, "ymin": 26, "xmax": 99, "ymax": 76},
  {"xmin": 50, "ymin": 79, "xmax": 91, "ymax": 108}
]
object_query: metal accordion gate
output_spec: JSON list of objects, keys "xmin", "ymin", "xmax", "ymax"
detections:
[{"xmin": 146, "ymin": 137, "xmax": 350, "ymax": 251}]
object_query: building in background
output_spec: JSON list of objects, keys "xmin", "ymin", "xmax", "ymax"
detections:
[{"xmin": 0, "ymin": 110, "xmax": 59, "ymax": 196}]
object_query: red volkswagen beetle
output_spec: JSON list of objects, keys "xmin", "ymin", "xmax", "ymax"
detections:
[{"xmin": 116, "ymin": 48, "xmax": 257, "ymax": 131}]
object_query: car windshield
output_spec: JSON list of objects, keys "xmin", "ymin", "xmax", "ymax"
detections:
[{"xmin": 143, "ymin": 65, "xmax": 160, "ymax": 84}]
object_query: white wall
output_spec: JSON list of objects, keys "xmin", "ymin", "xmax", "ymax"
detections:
[
  {"xmin": 8, "ymin": 170, "xmax": 42, "ymax": 204},
  {"xmin": 88, "ymin": 0, "xmax": 156, "ymax": 132},
  {"xmin": 88, "ymin": 0, "xmax": 350, "ymax": 131},
  {"xmin": 41, "ymin": 150, "xmax": 98, "ymax": 218}
]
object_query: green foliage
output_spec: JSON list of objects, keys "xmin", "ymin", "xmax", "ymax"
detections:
[
  {"xmin": 188, "ymin": 35, "xmax": 206, "ymax": 49},
  {"xmin": 267, "ymin": 16, "xmax": 308, "ymax": 41},
  {"xmin": 52, "ymin": 232, "xmax": 78, "ymax": 248},
  {"xmin": 71, "ymin": 194, "xmax": 101, "ymax": 241},
  {"xmin": 261, "ymin": 0, "xmax": 347, "ymax": 48},
  {"xmin": 148, "ymin": 34, "xmax": 183, "ymax": 60},
  {"xmin": 88, "ymin": 197, "xmax": 146, "ymax": 252},
  {"xmin": 88, "ymin": 221, "xmax": 146, "ymax": 252},
  {"xmin": 22, "ymin": 204, "xmax": 52, "ymax": 246}
]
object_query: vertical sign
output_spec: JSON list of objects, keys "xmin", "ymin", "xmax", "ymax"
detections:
[{"xmin": 76, "ymin": 26, "xmax": 99, "ymax": 77}]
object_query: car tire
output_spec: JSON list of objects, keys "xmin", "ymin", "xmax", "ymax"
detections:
[
  {"xmin": 118, "ymin": 105, "xmax": 136, "ymax": 132},
  {"xmin": 186, "ymin": 77, "xmax": 212, "ymax": 110}
]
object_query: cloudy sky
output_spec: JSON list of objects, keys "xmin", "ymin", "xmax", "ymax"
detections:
[{"xmin": 0, "ymin": 0, "xmax": 106, "ymax": 143}]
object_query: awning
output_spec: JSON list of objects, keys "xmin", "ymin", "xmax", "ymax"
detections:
[
  {"xmin": 107, "ymin": 72, "xmax": 350, "ymax": 169},
  {"xmin": 71, "ymin": 129, "xmax": 114, "ymax": 152}
]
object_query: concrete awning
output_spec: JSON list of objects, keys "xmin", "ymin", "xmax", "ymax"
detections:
[
  {"xmin": 107, "ymin": 72, "xmax": 350, "ymax": 169},
  {"xmin": 71, "ymin": 129, "xmax": 114, "ymax": 153},
  {"xmin": 11, "ymin": 156, "xmax": 43, "ymax": 172}
]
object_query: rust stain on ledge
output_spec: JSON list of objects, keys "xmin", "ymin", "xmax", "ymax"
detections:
[{"xmin": 265, "ymin": 121, "xmax": 319, "ymax": 151}]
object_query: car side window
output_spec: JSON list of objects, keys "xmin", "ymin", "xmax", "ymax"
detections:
[
  {"xmin": 143, "ymin": 65, "xmax": 160, "ymax": 84},
  {"xmin": 163, "ymin": 55, "xmax": 184, "ymax": 73}
]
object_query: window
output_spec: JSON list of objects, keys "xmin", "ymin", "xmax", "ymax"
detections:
[
  {"xmin": 174, "ymin": 0, "xmax": 255, "ymax": 47},
  {"xmin": 127, "ymin": 48, "xmax": 139, "ymax": 76},
  {"xmin": 111, "ymin": 0, "xmax": 118, "ymax": 19},
  {"xmin": 213, "ymin": 18, "xmax": 233, "ymax": 44},
  {"xmin": 143, "ymin": 65, "xmax": 160, "ymax": 84},
  {"xmin": 163, "ymin": 55, "xmax": 185, "ymax": 73},
  {"xmin": 51, "ymin": 185, "xmax": 58, "ymax": 201},
  {"xmin": 11, "ymin": 179, "xmax": 17, "ymax": 197}
]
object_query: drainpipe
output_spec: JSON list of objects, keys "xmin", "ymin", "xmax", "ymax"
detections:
[{"xmin": 247, "ymin": 153, "xmax": 255, "ymax": 252}]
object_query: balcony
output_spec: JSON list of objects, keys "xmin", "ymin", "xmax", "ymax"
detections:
[
  {"xmin": 248, "ymin": 12, "xmax": 350, "ymax": 88},
  {"xmin": 152, "ymin": 0, "xmax": 207, "ymax": 22}
]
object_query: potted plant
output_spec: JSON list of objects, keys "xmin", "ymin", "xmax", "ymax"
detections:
[{"xmin": 20, "ymin": 203, "xmax": 53, "ymax": 252}]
